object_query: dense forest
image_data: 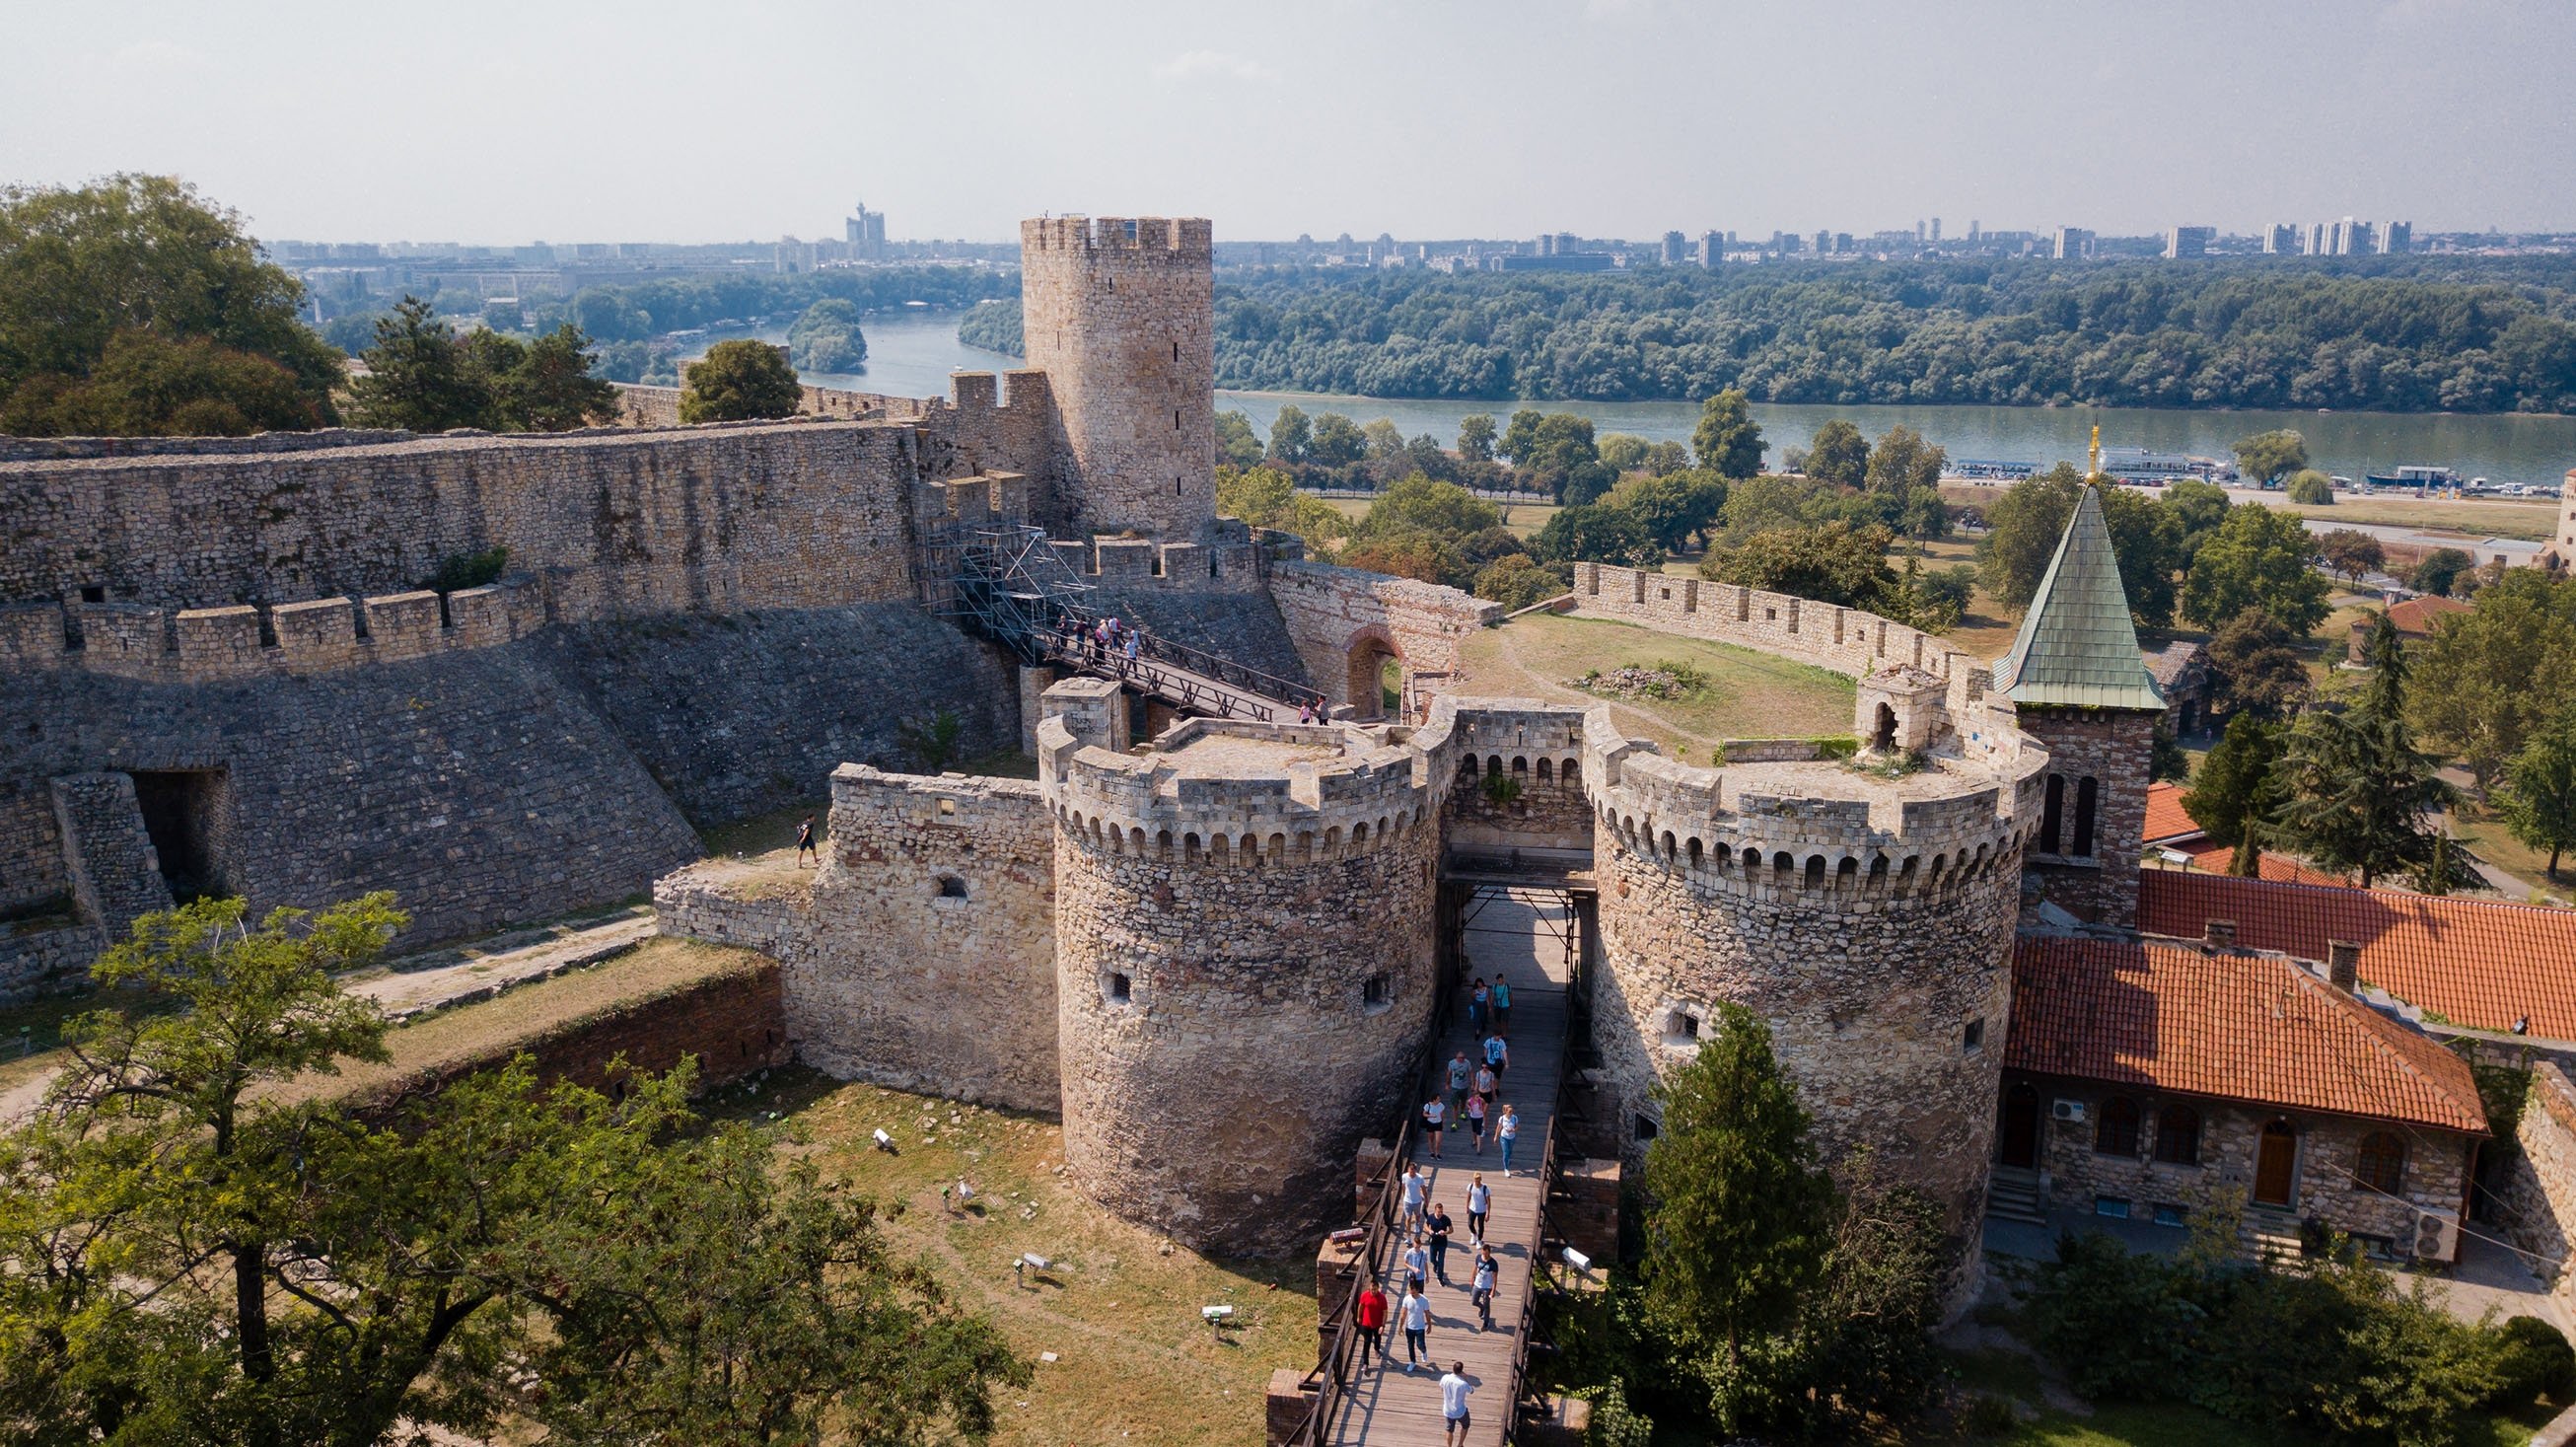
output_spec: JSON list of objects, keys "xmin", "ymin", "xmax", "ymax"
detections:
[{"xmin": 968, "ymin": 256, "xmax": 2576, "ymax": 414}]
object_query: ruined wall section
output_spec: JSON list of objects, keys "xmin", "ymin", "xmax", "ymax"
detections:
[
  {"xmin": 1041, "ymin": 714, "xmax": 1441, "ymax": 1255},
  {"xmin": 1583, "ymin": 702, "xmax": 2045, "ymax": 1289},
  {"xmin": 656, "ymin": 766, "xmax": 1060, "ymax": 1113},
  {"xmin": 0, "ymin": 419, "xmax": 927, "ymax": 617},
  {"xmin": 1019, "ymin": 216, "xmax": 1215, "ymax": 540},
  {"xmin": 1268, "ymin": 560, "xmax": 1502, "ymax": 717},
  {"xmin": 1435, "ymin": 701, "xmax": 1595, "ymax": 854}
]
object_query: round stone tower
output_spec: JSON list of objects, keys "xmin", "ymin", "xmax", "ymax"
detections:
[
  {"xmin": 1580, "ymin": 697, "xmax": 2046, "ymax": 1286},
  {"xmin": 1018, "ymin": 215, "xmax": 1216, "ymax": 541},
  {"xmin": 1038, "ymin": 713, "xmax": 1438, "ymax": 1256}
]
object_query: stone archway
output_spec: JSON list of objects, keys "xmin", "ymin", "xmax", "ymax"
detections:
[{"xmin": 1343, "ymin": 625, "xmax": 1404, "ymax": 721}]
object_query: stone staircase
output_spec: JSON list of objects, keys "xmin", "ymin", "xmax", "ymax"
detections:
[
  {"xmin": 2241, "ymin": 1208, "xmax": 2307, "ymax": 1262},
  {"xmin": 1987, "ymin": 1165, "xmax": 2047, "ymax": 1226}
]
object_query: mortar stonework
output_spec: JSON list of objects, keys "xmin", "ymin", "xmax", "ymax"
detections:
[
  {"xmin": 2013, "ymin": 704, "xmax": 2158, "ymax": 928},
  {"xmin": 1041, "ymin": 716, "xmax": 1442, "ymax": 1255},
  {"xmin": 1020, "ymin": 216, "xmax": 1216, "ymax": 541}
]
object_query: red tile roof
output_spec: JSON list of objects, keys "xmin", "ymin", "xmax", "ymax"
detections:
[
  {"xmin": 2008, "ymin": 934, "xmax": 2488, "ymax": 1134},
  {"xmin": 2137, "ymin": 870, "xmax": 2576, "ymax": 1040},
  {"xmin": 2391, "ymin": 595, "xmax": 2473, "ymax": 634},
  {"xmin": 2142, "ymin": 781, "xmax": 2201, "ymax": 844},
  {"xmin": 2161, "ymin": 844, "xmax": 2351, "ymax": 888}
]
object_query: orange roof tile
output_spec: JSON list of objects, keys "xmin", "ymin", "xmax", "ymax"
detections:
[
  {"xmin": 2137, "ymin": 871, "xmax": 2576, "ymax": 1040},
  {"xmin": 2008, "ymin": 934, "xmax": 2488, "ymax": 1134},
  {"xmin": 2143, "ymin": 781, "xmax": 2201, "ymax": 844},
  {"xmin": 2163, "ymin": 842, "xmax": 2351, "ymax": 888},
  {"xmin": 2387, "ymin": 595, "xmax": 2472, "ymax": 635}
]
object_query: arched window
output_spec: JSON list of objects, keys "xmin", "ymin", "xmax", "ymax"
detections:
[
  {"xmin": 2095, "ymin": 1096, "xmax": 2140, "ymax": 1156},
  {"xmin": 2356, "ymin": 1131, "xmax": 2406, "ymax": 1194},
  {"xmin": 2153, "ymin": 1105, "xmax": 2201, "ymax": 1165},
  {"xmin": 2041, "ymin": 774, "xmax": 2066, "ymax": 853},
  {"xmin": 2073, "ymin": 776, "xmax": 2100, "ymax": 857}
]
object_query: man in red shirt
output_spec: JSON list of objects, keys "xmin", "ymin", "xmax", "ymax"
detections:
[{"xmin": 1354, "ymin": 1280, "xmax": 1389, "ymax": 1369}]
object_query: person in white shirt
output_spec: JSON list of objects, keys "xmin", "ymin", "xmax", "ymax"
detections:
[
  {"xmin": 1401, "ymin": 1162, "xmax": 1427, "ymax": 1233},
  {"xmin": 1422, "ymin": 1095, "xmax": 1446, "ymax": 1157},
  {"xmin": 1471, "ymin": 1247, "xmax": 1499, "ymax": 1329},
  {"xmin": 1440, "ymin": 1361, "xmax": 1472, "ymax": 1443},
  {"xmin": 1400, "ymin": 1284, "xmax": 1431, "ymax": 1369},
  {"xmin": 1466, "ymin": 1174, "xmax": 1491, "ymax": 1238}
]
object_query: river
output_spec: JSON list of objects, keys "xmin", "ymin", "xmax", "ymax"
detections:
[{"xmin": 679, "ymin": 313, "xmax": 2576, "ymax": 490}]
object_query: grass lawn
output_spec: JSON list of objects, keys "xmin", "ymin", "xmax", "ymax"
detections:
[
  {"xmin": 1455, "ymin": 613, "xmax": 1855, "ymax": 760},
  {"xmin": 708, "ymin": 1066, "xmax": 1315, "ymax": 1447},
  {"xmin": 1939, "ymin": 480, "xmax": 2559, "ymax": 543},
  {"xmin": 2450, "ymin": 800, "xmax": 2576, "ymax": 906}
]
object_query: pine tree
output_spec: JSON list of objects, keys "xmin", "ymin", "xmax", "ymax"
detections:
[{"xmin": 2271, "ymin": 614, "xmax": 2458, "ymax": 889}]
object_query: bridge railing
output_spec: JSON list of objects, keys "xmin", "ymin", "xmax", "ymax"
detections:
[{"xmin": 1288, "ymin": 1109, "xmax": 1415, "ymax": 1447}]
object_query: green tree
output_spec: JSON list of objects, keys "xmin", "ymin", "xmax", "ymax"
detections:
[
  {"xmin": 680, "ymin": 338, "xmax": 802, "ymax": 423},
  {"xmin": 1350, "ymin": 472, "xmax": 1503, "ymax": 543},
  {"xmin": 2206, "ymin": 609, "xmax": 2314, "ymax": 719},
  {"xmin": 1863, "ymin": 425, "xmax": 1945, "ymax": 498},
  {"xmin": 1978, "ymin": 467, "xmax": 2085, "ymax": 610},
  {"xmin": 0, "ymin": 894, "xmax": 1025, "ymax": 1444},
  {"xmin": 1530, "ymin": 503, "xmax": 1655, "ymax": 567},
  {"xmin": 571, "ymin": 287, "xmax": 652, "ymax": 342},
  {"xmin": 1472, "ymin": 554, "xmax": 1566, "ymax": 611},
  {"xmin": 785, "ymin": 298, "xmax": 868, "ymax": 373},
  {"xmin": 2315, "ymin": 528, "xmax": 2386, "ymax": 586},
  {"xmin": 0, "ymin": 175, "xmax": 343, "ymax": 431},
  {"xmin": 1340, "ymin": 532, "xmax": 1469, "ymax": 589},
  {"xmin": 2181, "ymin": 502, "xmax": 2330, "ymax": 635},
  {"xmin": 1702, "ymin": 522, "xmax": 1930, "ymax": 624},
  {"xmin": 1455, "ymin": 412, "xmax": 1497, "ymax": 463},
  {"xmin": 1265, "ymin": 403, "xmax": 1313, "ymax": 465},
  {"xmin": 1642, "ymin": 1005, "xmax": 1834, "ymax": 1394},
  {"xmin": 2408, "ymin": 568, "xmax": 2576, "ymax": 795},
  {"xmin": 1360, "ymin": 416, "xmax": 1405, "ymax": 461},
  {"xmin": 508, "ymin": 324, "xmax": 620, "ymax": 431},
  {"xmin": 1599, "ymin": 432, "xmax": 1652, "ymax": 473},
  {"xmin": 1213, "ymin": 464, "xmax": 1346, "ymax": 550},
  {"xmin": 346, "ymin": 296, "xmax": 504, "ymax": 432},
  {"xmin": 2500, "ymin": 706, "xmax": 2576, "ymax": 880},
  {"xmin": 1691, "ymin": 389, "xmax": 1765, "ymax": 479},
  {"xmin": 2272, "ymin": 614, "xmax": 2459, "ymax": 887},
  {"xmin": 2286, "ymin": 470, "xmax": 2337, "ymax": 506},
  {"xmin": 2410, "ymin": 546, "xmax": 2476, "ymax": 598},
  {"xmin": 1802, "ymin": 420, "xmax": 1869, "ymax": 489},
  {"xmin": 1214, "ymin": 409, "xmax": 1265, "ymax": 468},
  {"xmin": 2163, "ymin": 478, "xmax": 2233, "ymax": 557},
  {"xmin": 1307, "ymin": 411, "xmax": 1368, "ymax": 468},
  {"xmin": 1610, "ymin": 470, "xmax": 1728, "ymax": 555},
  {"xmin": 2232, "ymin": 428, "xmax": 2310, "ymax": 486},
  {"xmin": 1505, "ymin": 411, "xmax": 1615, "ymax": 505},
  {"xmin": 2183, "ymin": 714, "xmax": 2288, "ymax": 848},
  {"xmin": 897, "ymin": 708, "xmax": 966, "ymax": 772},
  {"xmin": 0, "ymin": 329, "xmax": 324, "ymax": 437}
]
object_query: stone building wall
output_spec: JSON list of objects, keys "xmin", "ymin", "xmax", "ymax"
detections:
[
  {"xmin": 1437, "ymin": 703, "xmax": 1595, "ymax": 854},
  {"xmin": 1041, "ymin": 713, "xmax": 1442, "ymax": 1255},
  {"xmin": 2014, "ymin": 705, "xmax": 2158, "ymax": 929},
  {"xmin": 1573, "ymin": 562, "xmax": 1974, "ymax": 683},
  {"xmin": 1267, "ymin": 561, "xmax": 1502, "ymax": 719},
  {"xmin": 2018, "ymin": 1075, "xmax": 2479, "ymax": 1260},
  {"xmin": 0, "ymin": 417, "xmax": 934, "ymax": 617},
  {"xmin": 2507, "ymin": 1064, "xmax": 2576, "ymax": 1307},
  {"xmin": 1019, "ymin": 216, "xmax": 1215, "ymax": 541},
  {"xmin": 1582, "ymin": 699, "xmax": 2044, "ymax": 1287}
]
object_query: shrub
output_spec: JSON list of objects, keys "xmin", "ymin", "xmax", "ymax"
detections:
[
  {"xmin": 2287, "ymin": 470, "xmax": 2337, "ymax": 505},
  {"xmin": 2491, "ymin": 1315, "xmax": 2576, "ymax": 1408},
  {"xmin": 2024, "ymin": 1232, "xmax": 2201, "ymax": 1401},
  {"xmin": 424, "ymin": 545, "xmax": 509, "ymax": 593}
]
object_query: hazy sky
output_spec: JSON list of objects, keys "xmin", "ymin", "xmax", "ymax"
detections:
[{"xmin": 7, "ymin": 0, "xmax": 2572, "ymax": 246}]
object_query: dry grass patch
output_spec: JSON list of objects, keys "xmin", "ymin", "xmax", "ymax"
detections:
[
  {"xmin": 710, "ymin": 1069, "xmax": 1316, "ymax": 1447},
  {"xmin": 1457, "ymin": 613, "xmax": 1855, "ymax": 760}
]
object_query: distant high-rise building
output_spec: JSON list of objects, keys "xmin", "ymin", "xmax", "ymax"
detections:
[
  {"xmin": 1661, "ymin": 230, "xmax": 1686, "ymax": 265},
  {"xmin": 1913, "ymin": 219, "xmax": 1926, "ymax": 243},
  {"xmin": 1698, "ymin": 230, "xmax": 1722, "ymax": 269},
  {"xmin": 845, "ymin": 201, "xmax": 887, "ymax": 260},
  {"xmin": 1930, "ymin": 217, "xmax": 1942, "ymax": 243},
  {"xmin": 1814, "ymin": 229, "xmax": 1832, "ymax": 256},
  {"xmin": 2305, "ymin": 222, "xmax": 2329, "ymax": 255},
  {"xmin": 2053, "ymin": 226, "xmax": 2096, "ymax": 259},
  {"xmin": 2165, "ymin": 225, "xmax": 2215, "ymax": 259},
  {"xmin": 2263, "ymin": 223, "xmax": 2299, "ymax": 254},
  {"xmin": 2326, "ymin": 217, "xmax": 2373, "ymax": 255},
  {"xmin": 1968, "ymin": 219, "xmax": 1981, "ymax": 243},
  {"xmin": 2378, "ymin": 221, "xmax": 2411, "ymax": 254}
]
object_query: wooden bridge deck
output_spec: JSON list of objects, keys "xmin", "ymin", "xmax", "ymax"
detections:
[
  {"xmin": 1046, "ymin": 639, "xmax": 1311, "ymax": 725},
  {"xmin": 1326, "ymin": 894, "xmax": 1571, "ymax": 1447}
]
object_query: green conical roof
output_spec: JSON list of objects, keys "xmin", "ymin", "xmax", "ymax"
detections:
[{"xmin": 1993, "ymin": 485, "xmax": 2167, "ymax": 711}]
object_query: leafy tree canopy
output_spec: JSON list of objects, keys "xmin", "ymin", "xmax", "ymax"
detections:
[
  {"xmin": 1455, "ymin": 411, "xmax": 1497, "ymax": 462},
  {"xmin": 2408, "ymin": 566, "xmax": 2576, "ymax": 794},
  {"xmin": 1863, "ymin": 424, "xmax": 1944, "ymax": 498},
  {"xmin": 680, "ymin": 338, "xmax": 802, "ymax": 423},
  {"xmin": 1802, "ymin": 420, "xmax": 1870, "ymax": 489},
  {"xmin": 2180, "ymin": 499, "xmax": 2329, "ymax": 635},
  {"xmin": 785, "ymin": 297, "xmax": 868, "ymax": 374},
  {"xmin": 2183, "ymin": 713, "xmax": 2288, "ymax": 849},
  {"xmin": 2501, "ymin": 703, "xmax": 2576, "ymax": 880},
  {"xmin": 2271, "ymin": 614, "xmax": 2459, "ymax": 887},
  {"xmin": 2205, "ymin": 608, "xmax": 2314, "ymax": 719},
  {"xmin": 1214, "ymin": 408, "xmax": 1265, "ymax": 467},
  {"xmin": 2233, "ymin": 428, "xmax": 2310, "ymax": 485},
  {"xmin": 2285, "ymin": 469, "xmax": 2337, "ymax": 505},
  {"xmin": 1531, "ymin": 503, "xmax": 1656, "ymax": 567},
  {"xmin": 1691, "ymin": 389, "xmax": 1765, "ymax": 478},
  {"xmin": 0, "ymin": 175, "xmax": 342, "ymax": 433}
]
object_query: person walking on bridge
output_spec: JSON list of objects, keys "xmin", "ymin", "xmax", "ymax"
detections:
[
  {"xmin": 1471, "ymin": 1247, "xmax": 1498, "ymax": 1330},
  {"xmin": 1427, "ymin": 1202, "xmax": 1454, "ymax": 1284},
  {"xmin": 1401, "ymin": 1162, "xmax": 1427, "ymax": 1234},
  {"xmin": 1497, "ymin": 1104, "xmax": 1520, "ymax": 1175},
  {"xmin": 1463, "ymin": 1089, "xmax": 1487, "ymax": 1152},
  {"xmin": 1354, "ymin": 1279, "xmax": 1388, "ymax": 1368},
  {"xmin": 1490, "ymin": 975, "xmax": 1512, "ymax": 1031},
  {"xmin": 1447, "ymin": 1049, "xmax": 1471, "ymax": 1112},
  {"xmin": 1422, "ymin": 1095, "xmax": 1447, "ymax": 1156},
  {"xmin": 1466, "ymin": 1173, "xmax": 1490, "ymax": 1239},
  {"xmin": 1440, "ymin": 1361, "xmax": 1473, "ymax": 1444},
  {"xmin": 1468, "ymin": 976, "xmax": 1488, "ymax": 1030},
  {"xmin": 1400, "ymin": 1283, "xmax": 1431, "ymax": 1371}
]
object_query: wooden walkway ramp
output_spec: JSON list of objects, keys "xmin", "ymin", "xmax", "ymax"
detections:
[{"xmin": 1324, "ymin": 894, "xmax": 1571, "ymax": 1447}]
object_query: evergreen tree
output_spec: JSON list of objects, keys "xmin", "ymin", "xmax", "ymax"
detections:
[
  {"xmin": 346, "ymin": 296, "xmax": 502, "ymax": 432},
  {"xmin": 2183, "ymin": 715, "xmax": 2287, "ymax": 848},
  {"xmin": 2271, "ymin": 614, "xmax": 2458, "ymax": 888},
  {"xmin": 508, "ymin": 324, "xmax": 620, "ymax": 431}
]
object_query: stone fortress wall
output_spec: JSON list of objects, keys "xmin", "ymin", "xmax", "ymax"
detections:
[
  {"xmin": 1041, "ymin": 707, "xmax": 1445, "ymax": 1255},
  {"xmin": 1573, "ymin": 561, "xmax": 1978, "ymax": 689},
  {"xmin": 1020, "ymin": 217, "xmax": 1217, "ymax": 541}
]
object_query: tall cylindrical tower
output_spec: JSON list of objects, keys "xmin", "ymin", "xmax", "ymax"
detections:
[
  {"xmin": 1018, "ymin": 216, "xmax": 1216, "ymax": 540},
  {"xmin": 1580, "ymin": 703, "xmax": 2045, "ymax": 1293},
  {"xmin": 1039, "ymin": 714, "xmax": 1438, "ymax": 1256}
]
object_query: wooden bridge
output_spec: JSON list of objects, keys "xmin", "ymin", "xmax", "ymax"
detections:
[{"xmin": 1303, "ymin": 890, "xmax": 1579, "ymax": 1447}]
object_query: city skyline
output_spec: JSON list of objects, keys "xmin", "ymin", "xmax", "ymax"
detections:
[{"xmin": 6, "ymin": 0, "xmax": 2572, "ymax": 246}]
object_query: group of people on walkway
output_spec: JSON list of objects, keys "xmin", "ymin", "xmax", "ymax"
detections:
[
  {"xmin": 1057, "ymin": 612, "xmax": 1145, "ymax": 665},
  {"xmin": 1358, "ymin": 1162, "xmax": 1501, "ymax": 1442}
]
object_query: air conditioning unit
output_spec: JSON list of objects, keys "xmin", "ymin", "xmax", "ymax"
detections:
[
  {"xmin": 2050, "ymin": 1099, "xmax": 2088, "ymax": 1123},
  {"xmin": 2413, "ymin": 1207, "xmax": 2459, "ymax": 1263}
]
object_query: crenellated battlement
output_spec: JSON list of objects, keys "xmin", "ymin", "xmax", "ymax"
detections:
[
  {"xmin": 1574, "ymin": 562, "xmax": 1979, "ymax": 684},
  {"xmin": 1019, "ymin": 215, "xmax": 1214, "ymax": 259},
  {"xmin": 1583, "ymin": 701, "xmax": 2047, "ymax": 896},
  {"xmin": 0, "ymin": 577, "xmax": 543, "ymax": 684},
  {"xmin": 1038, "ymin": 714, "xmax": 1438, "ymax": 866}
]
